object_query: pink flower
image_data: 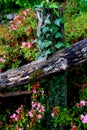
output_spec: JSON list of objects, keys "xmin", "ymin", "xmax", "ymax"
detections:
[
  {"xmin": 10, "ymin": 113, "xmax": 18, "ymax": 120},
  {"xmin": 41, "ymin": 105, "xmax": 45, "ymax": 112},
  {"xmin": 27, "ymin": 42, "xmax": 32, "ymax": 48},
  {"xmin": 21, "ymin": 42, "xmax": 32, "ymax": 48},
  {"xmin": 51, "ymin": 113, "xmax": 55, "ymax": 117},
  {"xmin": 37, "ymin": 103, "xmax": 41, "ymax": 109},
  {"xmin": 71, "ymin": 125, "xmax": 78, "ymax": 130},
  {"xmin": 9, "ymin": 20, "xmax": 13, "ymax": 23},
  {"xmin": 41, "ymin": 90, "xmax": 44, "ymax": 95},
  {"xmin": 19, "ymin": 128, "xmax": 23, "ymax": 130},
  {"xmin": 80, "ymin": 114, "xmax": 87, "ymax": 124},
  {"xmin": 26, "ymin": 27, "xmax": 30, "ymax": 32},
  {"xmin": 17, "ymin": 21, "xmax": 21, "ymax": 25},
  {"xmin": 22, "ymin": 42, "xmax": 26, "ymax": 48},
  {"xmin": 32, "ymin": 89, "xmax": 37, "ymax": 94},
  {"xmin": 10, "ymin": 24, "xmax": 17, "ymax": 30},
  {"xmin": 16, "ymin": 107, "xmax": 21, "ymax": 114},
  {"xmin": 28, "ymin": 111, "xmax": 33, "ymax": 118},
  {"xmin": 22, "ymin": 16, "xmax": 26, "ymax": 21},
  {"xmin": 31, "ymin": 101, "xmax": 36, "ymax": 109},
  {"xmin": 23, "ymin": 11, "xmax": 27, "ymax": 16},
  {"xmin": 37, "ymin": 114, "xmax": 42, "ymax": 119},
  {"xmin": 80, "ymin": 100, "xmax": 86, "ymax": 107},
  {"xmin": 0, "ymin": 57, "xmax": 5, "ymax": 63},
  {"xmin": 14, "ymin": 15, "xmax": 19, "ymax": 21}
]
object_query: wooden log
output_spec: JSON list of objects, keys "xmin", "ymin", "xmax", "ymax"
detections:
[
  {"xmin": 0, "ymin": 90, "xmax": 32, "ymax": 98},
  {"xmin": 0, "ymin": 39, "xmax": 87, "ymax": 89}
]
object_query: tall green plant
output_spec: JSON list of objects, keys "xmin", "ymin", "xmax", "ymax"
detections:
[{"xmin": 35, "ymin": 1, "xmax": 65, "ymax": 59}]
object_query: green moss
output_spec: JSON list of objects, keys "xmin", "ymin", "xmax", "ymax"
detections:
[
  {"xmin": 30, "ymin": 69, "xmax": 43, "ymax": 79},
  {"xmin": 65, "ymin": 13, "xmax": 87, "ymax": 44}
]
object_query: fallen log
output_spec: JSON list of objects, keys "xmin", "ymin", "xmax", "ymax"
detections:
[{"xmin": 0, "ymin": 39, "xmax": 87, "ymax": 89}]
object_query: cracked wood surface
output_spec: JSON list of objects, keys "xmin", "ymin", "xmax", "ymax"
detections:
[{"xmin": 0, "ymin": 39, "xmax": 87, "ymax": 89}]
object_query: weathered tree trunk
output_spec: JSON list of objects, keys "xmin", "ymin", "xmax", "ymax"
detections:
[{"xmin": 0, "ymin": 39, "xmax": 87, "ymax": 89}]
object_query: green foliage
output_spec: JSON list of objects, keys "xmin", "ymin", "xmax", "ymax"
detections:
[
  {"xmin": 0, "ymin": 83, "xmax": 46, "ymax": 130},
  {"xmin": 0, "ymin": 8, "xmax": 37, "ymax": 70},
  {"xmin": 35, "ymin": 6, "xmax": 65, "ymax": 59},
  {"xmin": 0, "ymin": 0, "xmax": 42, "ymax": 14},
  {"xmin": 79, "ymin": 0, "xmax": 87, "ymax": 13},
  {"xmin": 65, "ymin": 12, "xmax": 87, "ymax": 44},
  {"xmin": 51, "ymin": 100, "xmax": 87, "ymax": 129},
  {"xmin": 36, "ymin": 0, "xmax": 58, "ymax": 9}
]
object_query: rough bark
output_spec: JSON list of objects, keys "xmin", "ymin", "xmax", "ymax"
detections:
[{"xmin": 0, "ymin": 39, "xmax": 87, "ymax": 89}]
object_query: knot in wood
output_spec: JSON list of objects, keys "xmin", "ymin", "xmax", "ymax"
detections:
[{"xmin": 57, "ymin": 58, "xmax": 67, "ymax": 70}]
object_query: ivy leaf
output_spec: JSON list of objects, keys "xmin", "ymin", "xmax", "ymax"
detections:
[
  {"xmin": 54, "ymin": 19, "xmax": 61, "ymax": 27},
  {"xmin": 49, "ymin": 24, "xmax": 58, "ymax": 34},
  {"xmin": 55, "ymin": 32, "xmax": 62, "ymax": 38},
  {"xmin": 55, "ymin": 42, "xmax": 65, "ymax": 49},
  {"xmin": 38, "ymin": 40, "xmax": 46, "ymax": 50},
  {"xmin": 45, "ymin": 40, "xmax": 52, "ymax": 48},
  {"xmin": 44, "ymin": 15, "xmax": 51, "ymax": 24},
  {"xmin": 54, "ymin": 18, "xmax": 64, "ymax": 26},
  {"xmin": 44, "ymin": 49, "xmax": 51, "ymax": 58},
  {"xmin": 41, "ymin": 26, "xmax": 49, "ymax": 33}
]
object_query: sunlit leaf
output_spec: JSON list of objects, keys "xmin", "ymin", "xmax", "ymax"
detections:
[{"xmin": 55, "ymin": 42, "xmax": 65, "ymax": 49}]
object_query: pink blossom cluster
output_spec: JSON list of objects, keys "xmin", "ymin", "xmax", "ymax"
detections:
[
  {"xmin": 76, "ymin": 100, "xmax": 87, "ymax": 107},
  {"xmin": 0, "ymin": 56, "xmax": 6, "ymax": 63},
  {"xmin": 28, "ymin": 101, "xmax": 45, "ymax": 120},
  {"xmin": 32, "ymin": 89, "xmax": 44, "ymax": 95},
  {"xmin": 9, "ymin": 10, "xmax": 27, "ymax": 31},
  {"xmin": 79, "ymin": 100, "xmax": 87, "ymax": 107},
  {"xmin": 80, "ymin": 114, "xmax": 87, "ymax": 124},
  {"xmin": 21, "ymin": 41, "xmax": 33, "ymax": 48},
  {"xmin": 10, "ymin": 105, "xmax": 22, "ymax": 121},
  {"xmin": 10, "ymin": 113, "xmax": 19, "ymax": 121}
]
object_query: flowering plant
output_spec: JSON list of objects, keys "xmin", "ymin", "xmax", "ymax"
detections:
[
  {"xmin": 5, "ymin": 83, "xmax": 46, "ymax": 130},
  {"xmin": 0, "ymin": 8, "xmax": 37, "ymax": 71},
  {"xmin": 51, "ymin": 100, "xmax": 87, "ymax": 130}
]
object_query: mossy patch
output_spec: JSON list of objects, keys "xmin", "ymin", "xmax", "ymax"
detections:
[{"xmin": 30, "ymin": 69, "xmax": 43, "ymax": 79}]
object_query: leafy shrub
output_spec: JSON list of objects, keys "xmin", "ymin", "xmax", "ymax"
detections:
[
  {"xmin": 0, "ymin": 0, "xmax": 42, "ymax": 14},
  {"xmin": 0, "ymin": 8, "xmax": 37, "ymax": 71},
  {"xmin": 0, "ymin": 83, "xmax": 46, "ymax": 130},
  {"xmin": 51, "ymin": 100, "xmax": 87, "ymax": 129},
  {"xmin": 65, "ymin": 13, "xmax": 87, "ymax": 44},
  {"xmin": 64, "ymin": 0, "xmax": 80, "ymax": 19},
  {"xmin": 79, "ymin": 0, "xmax": 87, "ymax": 13}
]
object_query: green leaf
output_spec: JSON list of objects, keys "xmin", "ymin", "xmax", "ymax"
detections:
[
  {"xmin": 41, "ymin": 26, "xmax": 49, "ymax": 33},
  {"xmin": 55, "ymin": 42, "xmax": 65, "ymax": 49},
  {"xmin": 55, "ymin": 32, "xmax": 62, "ymax": 38},
  {"xmin": 53, "ymin": 9, "xmax": 59, "ymax": 17},
  {"xmin": 60, "ymin": 17, "xmax": 64, "ymax": 24},
  {"xmin": 49, "ymin": 2, "xmax": 58, "ymax": 8},
  {"xmin": 44, "ymin": 49, "xmax": 51, "ymax": 57},
  {"xmin": 45, "ymin": 40, "xmax": 52, "ymax": 48},
  {"xmin": 38, "ymin": 40, "xmax": 46, "ymax": 50},
  {"xmin": 49, "ymin": 24, "xmax": 58, "ymax": 34},
  {"xmin": 4, "ymin": 0, "xmax": 8, "ymax": 4},
  {"xmin": 44, "ymin": 15, "xmax": 51, "ymax": 24},
  {"xmin": 54, "ymin": 19, "xmax": 61, "ymax": 27}
]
